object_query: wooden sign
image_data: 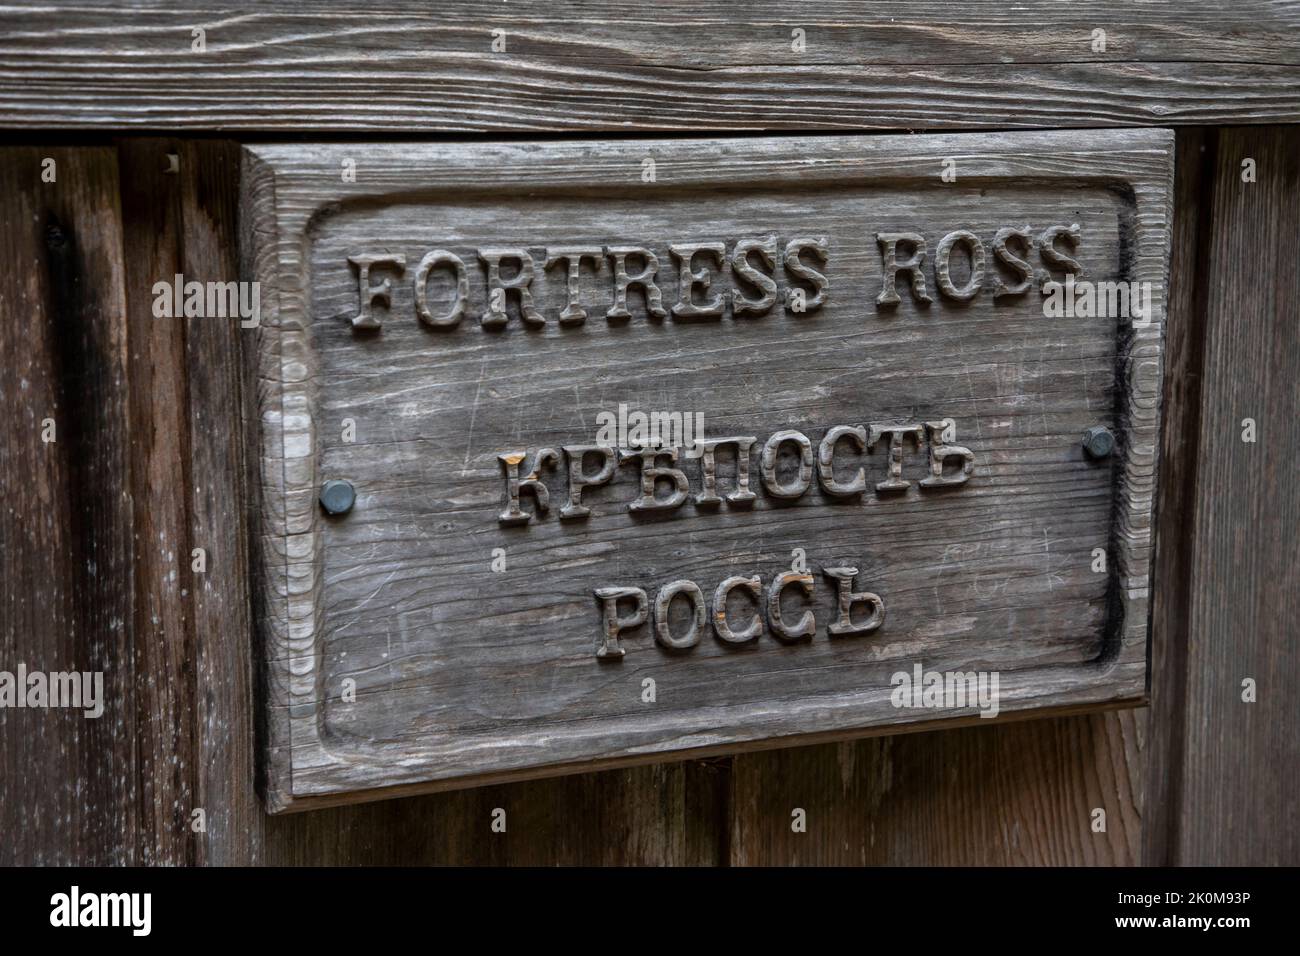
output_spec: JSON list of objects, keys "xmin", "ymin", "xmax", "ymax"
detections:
[{"xmin": 243, "ymin": 130, "xmax": 1173, "ymax": 812}]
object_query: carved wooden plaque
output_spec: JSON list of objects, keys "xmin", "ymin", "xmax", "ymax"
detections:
[{"xmin": 243, "ymin": 130, "xmax": 1173, "ymax": 812}]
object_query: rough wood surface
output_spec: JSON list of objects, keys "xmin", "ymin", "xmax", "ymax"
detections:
[
  {"xmin": 0, "ymin": 3, "xmax": 1298, "ymax": 130},
  {"xmin": 724, "ymin": 130, "xmax": 1218, "ymax": 871},
  {"xmin": 4, "ymin": 129, "xmax": 1295, "ymax": 865},
  {"xmin": 92, "ymin": 136, "xmax": 270, "ymax": 865},
  {"xmin": 245, "ymin": 130, "xmax": 1172, "ymax": 811},
  {"xmin": 730, "ymin": 710, "xmax": 1145, "ymax": 865},
  {"xmin": 117, "ymin": 137, "xmax": 199, "ymax": 865},
  {"xmin": 1169, "ymin": 127, "xmax": 1300, "ymax": 865},
  {"xmin": 263, "ymin": 759, "xmax": 729, "ymax": 865},
  {"xmin": 0, "ymin": 135, "xmax": 726, "ymax": 866},
  {"xmin": 174, "ymin": 139, "xmax": 268, "ymax": 865},
  {"xmin": 1141, "ymin": 128, "xmax": 1214, "ymax": 867},
  {"xmin": 0, "ymin": 146, "xmax": 135, "ymax": 864}
]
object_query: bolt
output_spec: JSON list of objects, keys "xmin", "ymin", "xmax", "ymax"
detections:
[
  {"xmin": 319, "ymin": 479, "xmax": 356, "ymax": 516},
  {"xmin": 1082, "ymin": 425, "xmax": 1115, "ymax": 460}
]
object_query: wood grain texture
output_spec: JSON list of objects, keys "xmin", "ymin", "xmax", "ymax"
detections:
[
  {"xmin": 0, "ymin": 3, "xmax": 1298, "ymax": 130},
  {"xmin": 729, "ymin": 709, "xmax": 1145, "ymax": 865},
  {"xmin": 263, "ymin": 759, "xmax": 729, "ymax": 865},
  {"xmin": 0, "ymin": 137, "xmax": 725, "ymax": 867},
  {"xmin": 108, "ymin": 136, "xmax": 272, "ymax": 864},
  {"xmin": 0, "ymin": 146, "xmax": 135, "ymax": 864},
  {"xmin": 174, "ymin": 138, "xmax": 268, "ymax": 865},
  {"xmin": 117, "ymin": 137, "xmax": 200, "ymax": 865},
  {"xmin": 4, "ymin": 130, "xmax": 1294, "ymax": 866},
  {"xmin": 108, "ymin": 136, "xmax": 735, "ymax": 865},
  {"xmin": 1141, "ymin": 128, "xmax": 1214, "ymax": 867},
  {"xmin": 725, "ymin": 132, "xmax": 1227, "ymax": 868},
  {"xmin": 245, "ymin": 130, "xmax": 1172, "ymax": 811},
  {"xmin": 1170, "ymin": 127, "xmax": 1300, "ymax": 865}
]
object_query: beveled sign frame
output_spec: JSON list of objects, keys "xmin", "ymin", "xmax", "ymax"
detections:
[{"xmin": 243, "ymin": 130, "xmax": 1173, "ymax": 813}]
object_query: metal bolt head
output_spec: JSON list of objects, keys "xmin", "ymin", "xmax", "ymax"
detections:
[
  {"xmin": 319, "ymin": 479, "xmax": 356, "ymax": 516},
  {"xmin": 1082, "ymin": 425, "xmax": 1115, "ymax": 460}
]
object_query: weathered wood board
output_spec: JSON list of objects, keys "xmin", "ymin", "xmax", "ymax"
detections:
[
  {"xmin": 3, "ymin": 2, "xmax": 1298, "ymax": 130},
  {"xmin": 242, "ymin": 130, "xmax": 1173, "ymax": 812}
]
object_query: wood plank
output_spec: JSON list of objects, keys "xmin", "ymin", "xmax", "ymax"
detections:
[
  {"xmin": 245, "ymin": 130, "xmax": 1171, "ymax": 811},
  {"xmin": 116, "ymin": 137, "xmax": 201, "ymax": 865},
  {"xmin": 1172, "ymin": 126, "xmax": 1300, "ymax": 865},
  {"xmin": 0, "ymin": 146, "xmax": 136, "ymax": 864},
  {"xmin": 175, "ymin": 138, "xmax": 269, "ymax": 865},
  {"xmin": 1141, "ymin": 128, "xmax": 1214, "ymax": 866},
  {"xmin": 263, "ymin": 760, "xmax": 729, "ymax": 865},
  {"xmin": 0, "ymin": 3, "xmax": 1297, "ymax": 130},
  {"xmin": 730, "ymin": 710, "xmax": 1144, "ymax": 865}
]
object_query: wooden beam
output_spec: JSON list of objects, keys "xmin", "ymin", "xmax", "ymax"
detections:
[
  {"xmin": 117, "ymin": 137, "xmax": 200, "ymax": 865},
  {"xmin": 0, "ymin": 3, "xmax": 1297, "ymax": 130},
  {"xmin": 1170, "ymin": 127, "xmax": 1300, "ymax": 865},
  {"xmin": 1141, "ymin": 128, "xmax": 1214, "ymax": 866},
  {"xmin": 0, "ymin": 146, "xmax": 136, "ymax": 864}
]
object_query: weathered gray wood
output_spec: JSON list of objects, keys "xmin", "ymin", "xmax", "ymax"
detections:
[
  {"xmin": 1141, "ymin": 128, "xmax": 1213, "ymax": 866},
  {"xmin": 725, "ymin": 130, "xmax": 1214, "ymax": 870},
  {"xmin": 0, "ymin": 3, "xmax": 1298, "ymax": 130},
  {"xmin": 244, "ymin": 130, "xmax": 1173, "ymax": 811},
  {"xmin": 1170, "ymin": 127, "xmax": 1300, "ymax": 865},
  {"xmin": 4, "ymin": 130, "xmax": 1295, "ymax": 866}
]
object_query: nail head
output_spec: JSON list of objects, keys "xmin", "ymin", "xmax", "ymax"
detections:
[
  {"xmin": 1082, "ymin": 425, "xmax": 1115, "ymax": 460},
  {"xmin": 320, "ymin": 479, "xmax": 356, "ymax": 515}
]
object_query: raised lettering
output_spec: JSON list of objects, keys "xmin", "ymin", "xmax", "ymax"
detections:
[
  {"xmin": 876, "ymin": 233, "xmax": 931, "ymax": 307},
  {"xmin": 817, "ymin": 424, "xmax": 867, "ymax": 497},
  {"xmin": 767, "ymin": 570, "xmax": 815, "ymax": 643},
  {"xmin": 561, "ymin": 445, "xmax": 618, "ymax": 519},
  {"xmin": 920, "ymin": 421, "xmax": 976, "ymax": 488},
  {"xmin": 654, "ymin": 580, "xmax": 707, "ymax": 650},
  {"xmin": 621, "ymin": 447, "xmax": 690, "ymax": 512},
  {"xmin": 544, "ymin": 247, "xmax": 603, "ymax": 326},
  {"xmin": 731, "ymin": 235, "xmax": 779, "ymax": 316},
  {"xmin": 478, "ymin": 248, "xmax": 544, "ymax": 328},
  {"xmin": 693, "ymin": 436, "xmax": 758, "ymax": 506},
  {"xmin": 669, "ymin": 241, "xmax": 726, "ymax": 320},
  {"xmin": 605, "ymin": 246, "xmax": 668, "ymax": 322},
  {"xmin": 761, "ymin": 429, "xmax": 815, "ymax": 499},
  {"xmin": 783, "ymin": 237, "xmax": 829, "ymax": 313},
  {"xmin": 712, "ymin": 575, "xmax": 764, "ymax": 644},
  {"xmin": 823, "ymin": 566, "xmax": 885, "ymax": 637},
  {"xmin": 935, "ymin": 229, "xmax": 986, "ymax": 301},
  {"xmin": 1039, "ymin": 223, "xmax": 1084, "ymax": 290},
  {"xmin": 497, "ymin": 448, "xmax": 557, "ymax": 525},
  {"xmin": 413, "ymin": 250, "xmax": 468, "ymax": 328},
  {"xmin": 992, "ymin": 226, "xmax": 1034, "ymax": 299},
  {"xmin": 348, "ymin": 253, "xmax": 405, "ymax": 330},
  {"xmin": 868, "ymin": 424, "xmax": 925, "ymax": 492},
  {"xmin": 594, "ymin": 586, "xmax": 647, "ymax": 659}
]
